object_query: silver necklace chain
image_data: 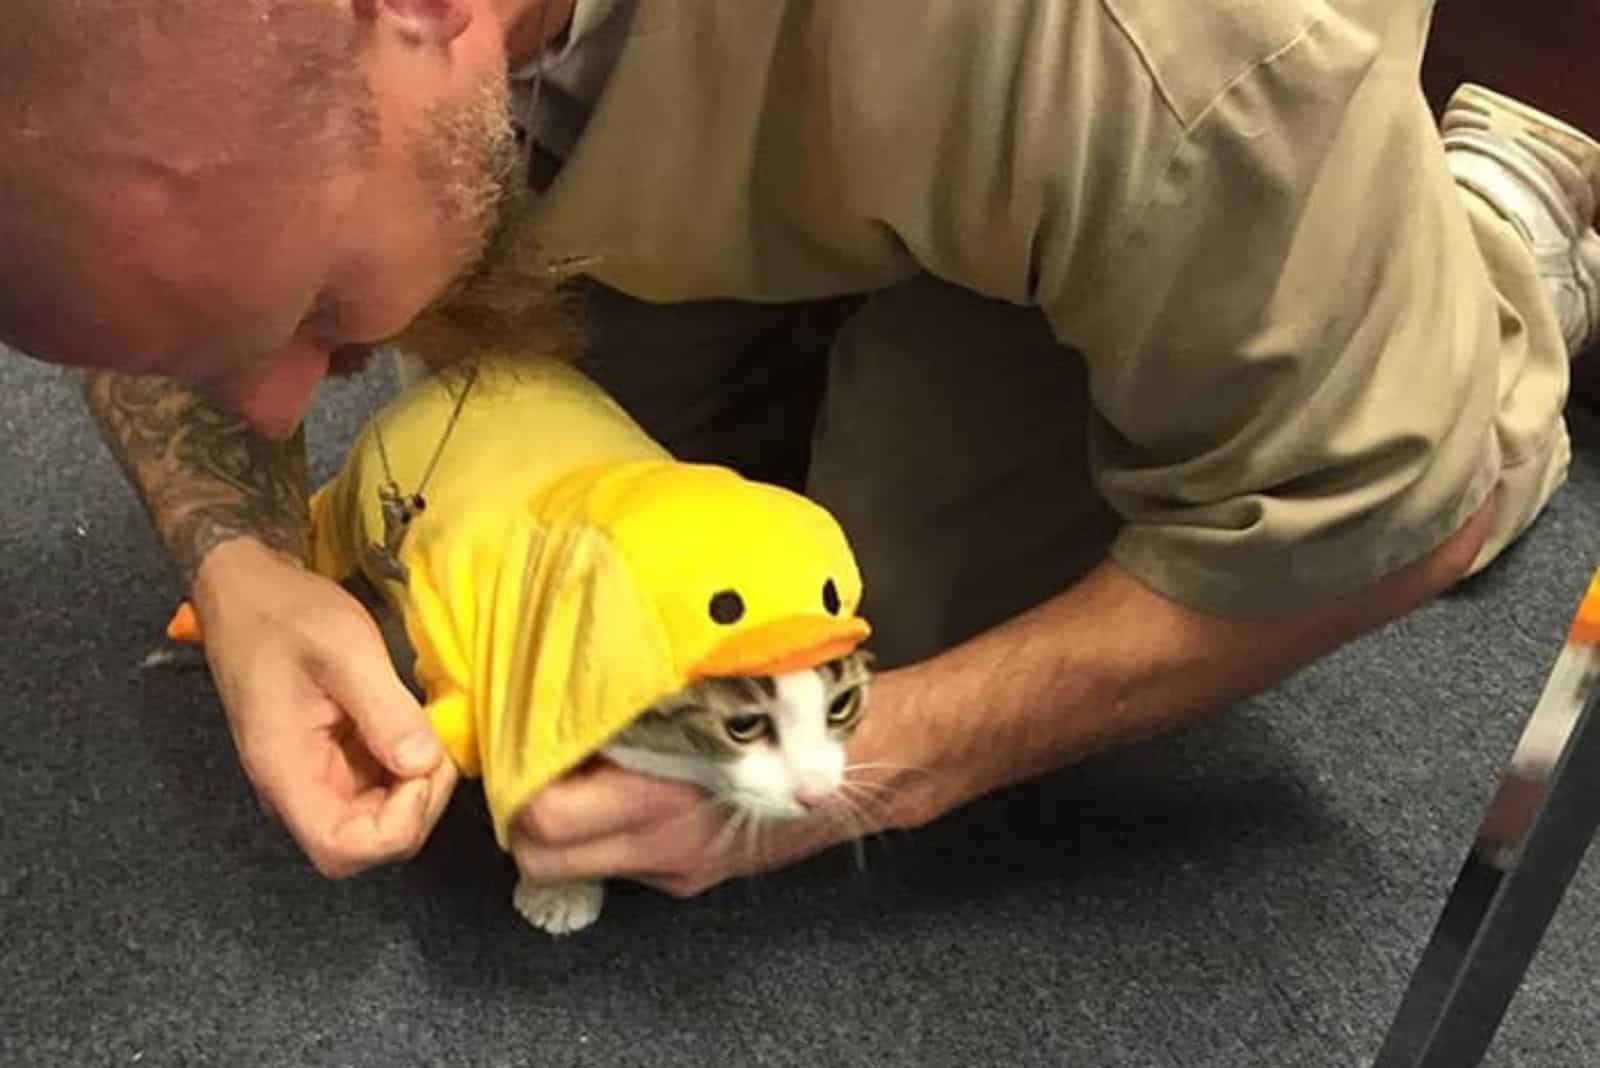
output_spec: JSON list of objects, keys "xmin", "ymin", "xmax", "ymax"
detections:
[
  {"xmin": 374, "ymin": 361, "xmax": 480, "ymax": 511},
  {"xmin": 365, "ymin": 363, "xmax": 480, "ymax": 583}
]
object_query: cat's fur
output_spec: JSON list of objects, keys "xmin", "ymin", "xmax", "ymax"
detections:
[{"xmin": 511, "ymin": 651, "xmax": 874, "ymax": 934}]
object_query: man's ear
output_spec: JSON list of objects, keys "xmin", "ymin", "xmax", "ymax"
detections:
[{"xmin": 352, "ymin": 0, "xmax": 473, "ymax": 46}]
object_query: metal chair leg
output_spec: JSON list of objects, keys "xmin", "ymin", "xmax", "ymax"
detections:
[{"xmin": 1373, "ymin": 569, "xmax": 1600, "ymax": 1067}]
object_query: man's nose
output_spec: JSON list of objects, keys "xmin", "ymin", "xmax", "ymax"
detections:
[{"xmin": 203, "ymin": 344, "xmax": 331, "ymax": 440}]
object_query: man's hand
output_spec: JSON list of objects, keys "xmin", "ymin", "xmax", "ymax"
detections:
[
  {"xmin": 191, "ymin": 539, "xmax": 457, "ymax": 877},
  {"xmin": 79, "ymin": 369, "xmax": 457, "ymax": 877},
  {"xmin": 511, "ymin": 670, "xmax": 932, "ymax": 899}
]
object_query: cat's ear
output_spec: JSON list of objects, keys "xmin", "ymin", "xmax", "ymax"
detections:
[{"xmin": 833, "ymin": 647, "xmax": 875, "ymax": 684}]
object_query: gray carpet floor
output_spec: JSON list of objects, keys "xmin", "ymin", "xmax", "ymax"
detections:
[{"xmin": 5, "ymin": 349, "xmax": 1600, "ymax": 1067}]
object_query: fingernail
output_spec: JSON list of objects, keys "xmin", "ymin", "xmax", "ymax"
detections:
[{"xmin": 394, "ymin": 731, "xmax": 441, "ymax": 774}]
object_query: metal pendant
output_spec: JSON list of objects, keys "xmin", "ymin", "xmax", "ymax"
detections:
[
  {"xmin": 364, "ymin": 482, "xmax": 424, "ymax": 585},
  {"xmin": 361, "ymin": 543, "xmax": 410, "ymax": 586}
]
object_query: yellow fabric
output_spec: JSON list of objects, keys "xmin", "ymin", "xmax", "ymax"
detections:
[{"xmin": 307, "ymin": 356, "xmax": 868, "ymax": 848}]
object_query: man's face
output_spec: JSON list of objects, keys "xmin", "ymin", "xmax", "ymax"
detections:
[{"xmin": 0, "ymin": 6, "xmax": 521, "ymax": 439}]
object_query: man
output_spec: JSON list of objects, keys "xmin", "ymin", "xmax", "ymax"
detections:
[{"xmin": 2, "ymin": 0, "xmax": 1597, "ymax": 898}]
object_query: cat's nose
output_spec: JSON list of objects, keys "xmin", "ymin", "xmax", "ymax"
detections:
[{"xmin": 794, "ymin": 779, "xmax": 835, "ymax": 810}]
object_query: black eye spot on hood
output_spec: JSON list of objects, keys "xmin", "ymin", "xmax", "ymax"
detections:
[
  {"xmin": 709, "ymin": 590, "xmax": 745, "ymax": 625},
  {"xmin": 822, "ymin": 578, "xmax": 841, "ymax": 615}
]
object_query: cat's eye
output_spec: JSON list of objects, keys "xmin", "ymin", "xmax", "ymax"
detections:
[
  {"xmin": 827, "ymin": 688, "xmax": 861, "ymax": 726},
  {"xmin": 724, "ymin": 713, "xmax": 770, "ymax": 743}
]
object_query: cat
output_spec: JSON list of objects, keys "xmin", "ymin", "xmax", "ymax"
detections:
[{"xmin": 511, "ymin": 649, "xmax": 875, "ymax": 935}]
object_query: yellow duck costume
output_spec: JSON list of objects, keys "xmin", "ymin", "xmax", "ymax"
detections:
[{"xmin": 170, "ymin": 356, "xmax": 871, "ymax": 849}]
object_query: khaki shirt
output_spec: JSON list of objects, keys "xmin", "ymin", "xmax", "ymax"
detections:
[{"xmin": 520, "ymin": 0, "xmax": 1561, "ymax": 617}]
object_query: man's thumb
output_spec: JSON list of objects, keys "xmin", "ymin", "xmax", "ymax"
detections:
[{"xmin": 325, "ymin": 653, "xmax": 443, "ymax": 778}]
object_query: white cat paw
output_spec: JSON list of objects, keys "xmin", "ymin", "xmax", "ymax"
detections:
[{"xmin": 514, "ymin": 878, "xmax": 604, "ymax": 935}]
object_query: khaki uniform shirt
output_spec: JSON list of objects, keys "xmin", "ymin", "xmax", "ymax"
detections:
[{"xmin": 510, "ymin": 0, "xmax": 1569, "ymax": 617}]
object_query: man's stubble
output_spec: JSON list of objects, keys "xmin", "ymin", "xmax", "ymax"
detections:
[{"xmin": 332, "ymin": 73, "xmax": 582, "ymax": 381}]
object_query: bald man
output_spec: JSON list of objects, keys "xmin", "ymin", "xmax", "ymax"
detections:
[{"xmin": 3, "ymin": 0, "xmax": 1598, "ymax": 897}]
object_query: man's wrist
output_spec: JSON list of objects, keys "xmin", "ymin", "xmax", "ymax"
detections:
[
  {"xmin": 191, "ymin": 536, "xmax": 308, "ymax": 615},
  {"xmin": 78, "ymin": 370, "xmax": 313, "ymax": 587},
  {"xmin": 162, "ymin": 496, "xmax": 311, "ymax": 589},
  {"xmin": 853, "ymin": 663, "xmax": 987, "ymax": 832}
]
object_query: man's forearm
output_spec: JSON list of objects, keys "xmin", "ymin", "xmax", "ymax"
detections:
[
  {"xmin": 79, "ymin": 371, "xmax": 311, "ymax": 584},
  {"xmin": 885, "ymin": 497, "xmax": 1497, "ymax": 825}
]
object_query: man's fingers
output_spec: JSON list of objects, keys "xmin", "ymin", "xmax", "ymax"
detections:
[
  {"xmin": 328, "ymin": 776, "xmax": 434, "ymax": 866},
  {"xmin": 517, "ymin": 761, "xmax": 704, "ymax": 847},
  {"xmin": 244, "ymin": 734, "xmax": 430, "ymax": 878},
  {"xmin": 511, "ymin": 825, "xmax": 658, "ymax": 884},
  {"xmin": 418, "ymin": 756, "xmax": 460, "ymax": 839},
  {"xmin": 318, "ymin": 636, "xmax": 443, "ymax": 780},
  {"xmin": 512, "ymin": 794, "xmax": 726, "ymax": 883}
]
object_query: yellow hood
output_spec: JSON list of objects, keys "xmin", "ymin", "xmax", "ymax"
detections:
[{"xmin": 304, "ymin": 357, "xmax": 870, "ymax": 849}]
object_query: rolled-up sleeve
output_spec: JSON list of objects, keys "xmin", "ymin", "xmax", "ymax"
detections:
[{"xmin": 1040, "ymin": 5, "xmax": 1504, "ymax": 617}]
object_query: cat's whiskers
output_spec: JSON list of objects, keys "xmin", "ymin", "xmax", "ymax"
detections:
[
  {"xmin": 837, "ymin": 778, "xmax": 895, "ymax": 801},
  {"xmin": 849, "ymin": 825, "xmax": 869, "ymax": 879},
  {"xmin": 813, "ymin": 791, "xmax": 877, "ymax": 880},
  {"xmin": 842, "ymin": 760, "xmax": 932, "ymax": 781},
  {"xmin": 839, "ymin": 761, "xmax": 928, "ymax": 822},
  {"xmin": 834, "ymin": 777, "xmax": 920, "ymax": 858},
  {"xmin": 838, "ymin": 767, "xmax": 902, "ymax": 808},
  {"xmin": 708, "ymin": 802, "xmax": 750, "ymax": 858},
  {"xmin": 742, "ymin": 808, "xmax": 769, "ymax": 870},
  {"xmin": 833, "ymin": 784, "xmax": 896, "ymax": 841},
  {"xmin": 705, "ymin": 789, "xmax": 782, "ymax": 873}
]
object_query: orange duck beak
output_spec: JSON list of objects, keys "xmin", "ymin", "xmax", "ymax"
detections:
[{"xmin": 688, "ymin": 614, "xmax": 871, "ymax": 680}]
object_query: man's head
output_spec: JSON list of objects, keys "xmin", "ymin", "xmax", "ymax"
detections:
[{"xmin": 0, "ymin": 0, "xmax": 572, "ymax": 438}]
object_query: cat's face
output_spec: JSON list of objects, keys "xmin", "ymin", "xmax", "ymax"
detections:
[{"xmin": 602, "ymin": 651, "xmax": 873, "ymax": 819}]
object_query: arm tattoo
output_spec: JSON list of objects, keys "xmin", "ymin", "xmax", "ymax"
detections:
[{"xmin": 78, "ymin": 370, "xmax": 311, "ymax": 585}]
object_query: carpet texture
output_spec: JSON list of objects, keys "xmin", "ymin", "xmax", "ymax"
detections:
[{"xmin": 4, "ymin": 351, "xmax": 1600, "ymax": 1067}]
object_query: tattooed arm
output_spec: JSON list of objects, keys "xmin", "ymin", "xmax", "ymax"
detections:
[
  {"xmin": 78, "ymin": 370, "xmax": 310, "ymax": 584},
  {"xmin": 81, "ymin": 370, "xmax": 455, "ymax": 877}
]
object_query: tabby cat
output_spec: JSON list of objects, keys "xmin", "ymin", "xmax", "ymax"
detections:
[{"xmin": 514, "ymin": 650, "xmax": 876, "ymax": 934}]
